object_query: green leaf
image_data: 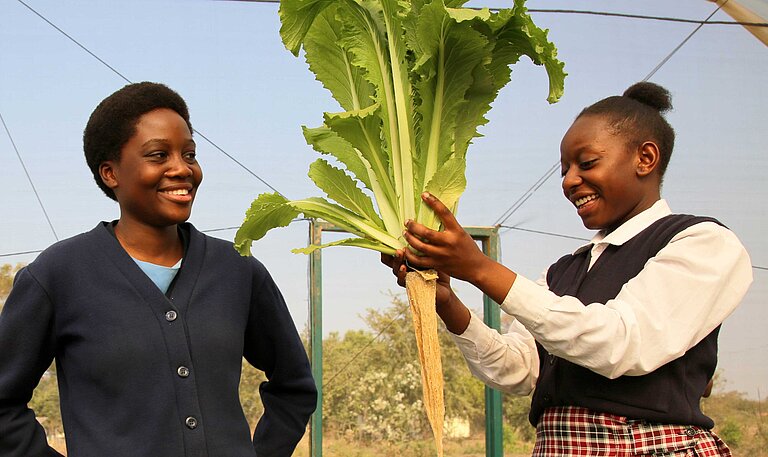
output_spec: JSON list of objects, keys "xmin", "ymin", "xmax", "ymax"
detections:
[
  {"xmin": 302, "ymin": 125, "xmax": 372, "ymax": 190},
  {"xmin": 379, "ymin": 0, "xmax": 419, "ymax": 222},
  {"xmin": 308, "ymin": 158, "xmax": 384, "ymax": 228},
  {"xmin": 418, "ymin": 155, "xmax": 466, "ymax": 230},
  {"xmin": 303, "ymin": 4, "xmax": 377, "ymax": 111},
  {"xmin": 292, "ymin": 237, "xmax": 395, "ymax": 255},
  {"xmin": 408, "ymin": 0, "xmax": 488, "ymax": 193},
  {"xmin": 452, "ymin": 3, "xmax": 567, "ymax": 155},
  {"xmin": 279, "ymin": 0, "xmax": 337, "ymax": 56},
  {"xmin": 337, "ymin": 0, "xmax": 410, "ymax": 221},
  {"xmin": 323, "ymin": 107, "xmax": 401, "ymax": 235},
  {"xmin": 488, "ymin": 1, "xmax": 567, "ymax": 104},
  {"xmin": 291, "ymin": 197, "xmax": 404, "ymax": 250},
  {"xmin": 234, "ymin": 193, "xmax": 299, "ymax": 255}
]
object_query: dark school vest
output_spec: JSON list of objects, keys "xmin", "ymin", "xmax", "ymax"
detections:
[{"xmin": 529, "ymin": 214, "xmax": 723, "ymax": 429}]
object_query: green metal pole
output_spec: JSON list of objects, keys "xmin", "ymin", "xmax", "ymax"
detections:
[
  {"xmin": 482, "ymin": 228, "xmax": 503, "ymax": 457},
  {"xmin": 309, "ymin": 220, "xmax": 323, "ymax": 457},
  {"xmin": 464, "ymin": 227, "xmax": 504, "ymax": 457},
  {"xmin": 307, "ymin": 224, "xmax": 502, "ymax": 457}
]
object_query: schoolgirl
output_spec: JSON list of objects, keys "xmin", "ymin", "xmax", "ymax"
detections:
[{"xmin": 384, "ymin": 82, "xmax": 752, "ymax": 456}]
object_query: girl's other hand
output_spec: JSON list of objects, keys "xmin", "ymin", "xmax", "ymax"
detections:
[
  {"xmin": 381, "ymin": 250, "xmax": 469, "ymax": 333},
  {"xmin": 380, "ymin": 250, "xmax": 453, "ymax": 311},
  {"xmin": 380, "ymin": 251, "xmax": 407, "ymax": 288},
  {"xmin": 402, "ymin": 193, "xmax": 490, "ymax": 284}
]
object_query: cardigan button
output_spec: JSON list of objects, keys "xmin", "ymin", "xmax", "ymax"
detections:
[
  {"xmin": 185, "ymin": 416, "xmax": 198, "ymax": 429},
  {"xmin": 177, "ymin": 366, "xmax": 190, "ymax": 378},
  {"xmin": 685, "ymin": 427, "xmax": 697, "ymax": 437},
  {"xmin": 165, "ymin": 310, "xmax": 178, "ymax": 322}
]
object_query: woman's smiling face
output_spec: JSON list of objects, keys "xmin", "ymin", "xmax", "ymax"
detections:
[
  {"xmin": 101, "ymin": 108, "xmax": 202, "ymax": 228},
  {"xmin": 560, "ymin": 114, "xmax": 659, "ymax": 232}
]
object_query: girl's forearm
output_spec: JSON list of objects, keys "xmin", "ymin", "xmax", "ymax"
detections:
[{"xmin": 470, "ymin": 257, "xmax": 518, "ymax": 306}]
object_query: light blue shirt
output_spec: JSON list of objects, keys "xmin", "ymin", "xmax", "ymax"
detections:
[{"xmin": 132, "ymin": 258, "xmax": 182, "ymax": 294}]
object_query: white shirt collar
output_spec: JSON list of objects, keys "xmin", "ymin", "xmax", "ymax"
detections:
[{"xmin": 573, "ymin": 199, "xmax": 672, "ymax": 254}]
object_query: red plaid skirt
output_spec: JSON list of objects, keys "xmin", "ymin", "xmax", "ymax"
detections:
[{"xmin": 532, "ymin": 406, "xmax": 732, "ymax": 456}]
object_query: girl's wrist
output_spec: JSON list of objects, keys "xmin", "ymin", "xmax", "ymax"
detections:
[
  {"xmin": 468, "ymin": 257, "xmax": 517, "ymax": 305},
  {"xmin": 437, "ymin": 291, "xmax": 471, "ymax": 335},
  {"xmin": 467, "ymin": 255, "xmax": 495, "ymax": 289}
]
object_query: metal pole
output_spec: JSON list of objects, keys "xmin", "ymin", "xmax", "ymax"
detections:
[
  {"xmin": 307, "ymin": 224, "xmax": 502, "ymax": 457},
  {"xmin": 308, "ymin": 220, "xmax": 323, "ymax": 457},
  {"xmin": 482, "ymin": 228, "xmax": 503, "ymax": 457}
]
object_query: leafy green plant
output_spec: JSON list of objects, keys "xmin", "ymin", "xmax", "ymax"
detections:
[
  {"xmin": 235, "ymin": 1, "xmax": 564, "ymax": 454},
  {"xmin": 235, "ymin": 0, "xmax": 565, "ymax": 256}
]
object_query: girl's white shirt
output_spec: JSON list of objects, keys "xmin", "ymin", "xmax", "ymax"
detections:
[{"xmin": 451, "ymin": 199, "xmax": 753, "ymax": 395}]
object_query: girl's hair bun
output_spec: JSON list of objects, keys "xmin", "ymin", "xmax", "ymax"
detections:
[{"xmin": 622, "ymin": 81, "xmax": 672, "ymax": 113}]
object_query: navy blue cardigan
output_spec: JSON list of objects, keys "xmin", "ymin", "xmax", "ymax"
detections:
[{"xmin": 0, "ymin": 222, "xmax": 317, "ymax": 457}]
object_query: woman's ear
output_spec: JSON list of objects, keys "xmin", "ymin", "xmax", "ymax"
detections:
[
  {"xmin": 99, "ymin": 162, "xmax": 119, "ymax": 190},
  {"xmin": 636, "ymin": 141, "xmax": 661, "ymax": 177}
]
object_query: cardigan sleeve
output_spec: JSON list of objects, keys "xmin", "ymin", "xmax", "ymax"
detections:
[
  {"xmin": 243, "ymin": 260, "xmax": 317, "ymax": 457},
  {"xmin": 0, "ymin": 267, "xmax": 64, "ymax": 457}
]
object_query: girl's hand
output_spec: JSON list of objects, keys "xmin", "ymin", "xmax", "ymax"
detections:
[
  {"xmin": 380, "ymin": 250, "xmax": 453, "ymax": 308},
  {"xmin": 380, "ymin": 251, "xmax": 470, "ymax": 334},
  {"xmin": 401, "ymin": 193, "xmax": 490, "ymax": 284}
]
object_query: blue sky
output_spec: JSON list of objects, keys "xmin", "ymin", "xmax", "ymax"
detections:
[{"xmin": 1, "ymin": 0, "xmax": 766, "ymax": 398}]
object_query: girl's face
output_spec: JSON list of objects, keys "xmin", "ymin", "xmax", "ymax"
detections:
[
  {"xmin": 102, "ymin": 108, "xmax": 202, "ymax": 228},
  {"xmin": 560, "ymin": 114, "xmax": 659, "ymax": 232}
]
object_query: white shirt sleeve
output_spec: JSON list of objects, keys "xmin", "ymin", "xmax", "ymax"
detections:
[
  {"xmin": 449, "ymin": 309, "xmax": 538, "ymax": 395},
  {"xmin": 501, "ymin": 221, "xmax": 753, "ymax": 379}
]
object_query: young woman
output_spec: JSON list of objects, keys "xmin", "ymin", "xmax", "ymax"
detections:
[
  {"xmin": 384, "ymin": 82, "xmax": 752, "ymax": 456},
  {"xmin": 0, "ymin": 82, "xmax": 317, "ymax": 457}
]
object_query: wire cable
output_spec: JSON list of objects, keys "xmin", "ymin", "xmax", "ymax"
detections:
[
  {"xmin": 15, "ymin": 0, "xmax": 284, "ymax": 197},
  {"xmin": 4, "ymin": 232, "xmax": 767, "ymax": 272},
  {"xmin": 498, "ymin": 225, "xmax": 590, "ymax": 242},
  {"xmin": 0, "ymin": 111, "xmax": 59, "ymax": 241},
  {"xmin": 217, "ymin": 0, "xmax": 768, "ymax": 27},
  {"xmin": 0, "ymin": 249, "xmax": 44, "ymax": 259},
  {"xmin": 0, "ymin": 218, "xmax": 304, "ymax": 259},
  {"xmin": 526, "ymin": 8, "xmax": 767, "ymax": 27},
  {"xmin": 493, "ymin": 162, "xmax": 559, "ymax": 227},
  {"xmin": 192, "ymin": 130, "xmax": 284, "ymax": 196},
  {"xmin": 199, "ymin": 217, "xmax": 308, "ymax": 235},
  {"xmin": 643, "ymin": 1, "xmax": 728, "ymax": 81},
  {"xmin": 322, "ymin": 302, "xmax": 409, "ymax": 394},
  {"xmin": 16, "ymin": 0, "xmax": 131, "ymax": 84}
]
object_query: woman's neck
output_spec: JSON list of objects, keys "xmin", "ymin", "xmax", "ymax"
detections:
[{"xmin": 114, "ymin": 219, "xmax": 183, "ymax": 267}]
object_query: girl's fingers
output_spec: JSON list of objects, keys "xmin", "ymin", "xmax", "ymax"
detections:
[
  {"xmin": 396, "ymin": 263, "xmax": 407, "ymax": 287},
  {"xmin": 402, "ymin": 229, "xmax": 433, "ymax": 255},
  {"xmin": 402, "ymin": 246, "xmax": 433, "ymax": 270},
  {"xmin": 421, "ymin": 192, "xmax": 461, "ymax": 231},
  {"xmin": 404, "ymin": 219, "xmax": 435, "ymax": 242},
  {"xmin": 380, "ymin": 253, "xmax": 394, "ymax": 268}
]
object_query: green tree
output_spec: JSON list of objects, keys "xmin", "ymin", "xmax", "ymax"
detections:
[
  {"xmin": 239, "ymin": 359, "xmax": 268, "ymax": 429},
  {"xmin": 1, "ymin": 264, "xmax": 66, "ymax": 448},
  {"xmin": 0, "ymin": 263, "xmax": 24, "ymax": 309},
  {"xmin": 320, "ymin": 293, "xmax": 534, "ymax": 446},
  {"xmin": 29, "ymin": 364, "xmax": 63, "ymax": 440},
  {"xmin": 701, "ymin": 372, "xmax": 768, "ymax": 456}
]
